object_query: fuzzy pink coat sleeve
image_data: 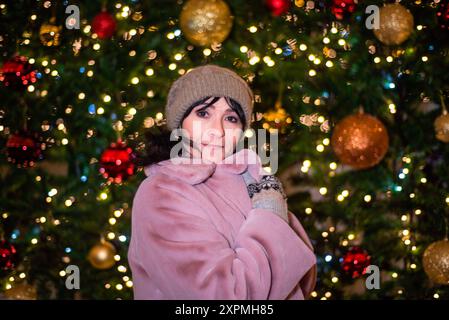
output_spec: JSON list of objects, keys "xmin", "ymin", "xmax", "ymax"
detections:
[{"xmin": 130, "ymin": 177, "xmax": 316, "ymax": 300}]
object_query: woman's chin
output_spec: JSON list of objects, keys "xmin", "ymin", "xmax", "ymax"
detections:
[{"xmin": 201, "ymin": 146, "xmax": 227, "ymax": 163}]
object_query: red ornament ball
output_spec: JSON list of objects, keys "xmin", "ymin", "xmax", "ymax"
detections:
[
  {"xmin": 341, "ymin": 246, "xmax": 371, "ymax": 279},
  {"xmin": 99, "ymin": 140, "xmax": 135, "ymax": 183},
  {"xmin": 331, "ymin": 0, "xmax": 357, "ymax": 20},
  {"xmin": 265, "ymin": 0, "xmax": 291, "ymax": 16},
  {"xmin": 0, "ymin": 56, "xmax": 37, "ymax": 90},
  {"xmin": 6, "ymin": 131, "xmax": 44, "ymax": 168},
  {"xmin": 0, "ymin": 240, "xmax": 17, "ymax": 272},
  {"xmin": 437, "ymin": 0, "xmax": 449, "ymax": 30},
  {"xmin": 92, "ymin": 11, "xmax": 117, "ymax": 39}
]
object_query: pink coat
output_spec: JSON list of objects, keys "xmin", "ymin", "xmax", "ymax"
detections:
[{"xmin": 128, "ymin": 148, "xmax": 317, "ymax": 300}]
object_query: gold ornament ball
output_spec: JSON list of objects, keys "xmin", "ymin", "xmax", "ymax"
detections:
[
  {"xmin": 39, "ymin": 23, "xmax": 62, "ymax": 47},
  {"xmin": 295, "ymin": 0, "xmax": 305, "ymax": 8},
  {"xmin": 4, "ymin": 283, "xmax": 37, "ymax": 300},
  {"xmin": 87, "ymin": 241, "xmax": 116, "ymax": 270},
  {"xmin": 331, "ymin": 113, "xmax": 389, "ymax": 170},
  {"xmin": 373, "ymin": 3, "xmax": 414, "ymax": 46},
  {"xmin": 423, "ymin": 239, "xmax": 449, "ymax": 285},
  {"xmin": 434, "ymin": 112, "xmax": 449, "ymax": 143},
  {"xmin": 179, "ymin": 0, "xmax": 233, "ymax": 47}
]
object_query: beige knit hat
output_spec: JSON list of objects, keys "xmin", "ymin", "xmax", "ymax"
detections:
[{"xmin": 165, "ymin": 64, "xmax": 254, "ymax": 131}]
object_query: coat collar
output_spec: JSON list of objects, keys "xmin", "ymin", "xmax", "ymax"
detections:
[{"xmin": 144, "ymin": 148, "xmax": 265, "ymax": 185}]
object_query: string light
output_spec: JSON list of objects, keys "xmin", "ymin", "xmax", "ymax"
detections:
[
  {"xmin": 114, "ymin": 209, "xmax": 123, "ymax": 218},
  {"xmin": 319, "ymin": 187, "xmax": 327, "ymax": 195},
  {"xmin": 117, "ymin": 265, "xmax": 127, "ymax": 273},
  {"xmin": 249, "ymin": 56, "xmax": 260, "ymax": 65},
  {"xmin": 203, "ymin": 48, "xmax": 211, "ymax": 56},
  {"xmin": 303, "ymin": 160, "xmax": 311, "ymax": 167},
  {"xmin": 130, "ymin": 76, "xmax": 139, "ymax": 84},
  {"xmin": 145, "ymin": 68, "xmax": 154, "ymax": 76}
]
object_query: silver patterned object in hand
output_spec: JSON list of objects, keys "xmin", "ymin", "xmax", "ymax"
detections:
[{"xmin": 246, "ymin": 175, "xmax": 287, "ymax": 199}]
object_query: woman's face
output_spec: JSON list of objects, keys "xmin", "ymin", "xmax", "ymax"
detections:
[{"xmin": 181, "ymin": 97, "xmax": 244, "ymax": 163}]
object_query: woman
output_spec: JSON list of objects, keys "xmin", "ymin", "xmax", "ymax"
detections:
[{"xmin": 128, "ymin": 64, "xmax": 317, "ymax": 300}]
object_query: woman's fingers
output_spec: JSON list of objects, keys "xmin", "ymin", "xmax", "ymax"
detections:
[{"xmin": 241, "ymin": 169, "xmax": 258, "ymax": 185}]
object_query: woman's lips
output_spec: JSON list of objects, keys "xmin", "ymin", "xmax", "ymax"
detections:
[{"xmin": 201, "ymin": 143, "xmax": 223, "ymax": 148}]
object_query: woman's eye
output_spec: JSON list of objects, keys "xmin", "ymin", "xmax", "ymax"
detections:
[
  {"xmin": 196, "ymin": 110, "xmax": 209, "ymax": 118},
  {"xmin": 226, "ymin": 116, "xmax": 239, "ymax": 123}
]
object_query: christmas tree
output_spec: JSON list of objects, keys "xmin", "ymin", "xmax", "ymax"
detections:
[{"xmin": 1, "ymin": 0, "xmax": 449, "ymax": 299}]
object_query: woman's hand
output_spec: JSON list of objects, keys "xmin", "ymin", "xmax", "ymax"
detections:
[{"xmin": 241, "ymin": 170, "xmax": 289, "ymax": 223}]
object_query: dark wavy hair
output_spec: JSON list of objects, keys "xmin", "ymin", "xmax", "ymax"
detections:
[{"xmin": 136, "ymin": 96, "xmax": 247, "ymax": 168}]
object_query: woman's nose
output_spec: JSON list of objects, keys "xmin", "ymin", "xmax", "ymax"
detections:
[{"xmin": 207, "ymin": 116, "xmax": 225, "ymax": 138}]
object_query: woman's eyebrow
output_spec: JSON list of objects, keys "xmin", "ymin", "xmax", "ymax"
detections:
[
  {"xmin": 196, "ymin": 104, "xmax": 215, "ymax": 111},
  {"xmin": 196, "ymin": 105, "xmax": 236, "ymax": 113}
]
